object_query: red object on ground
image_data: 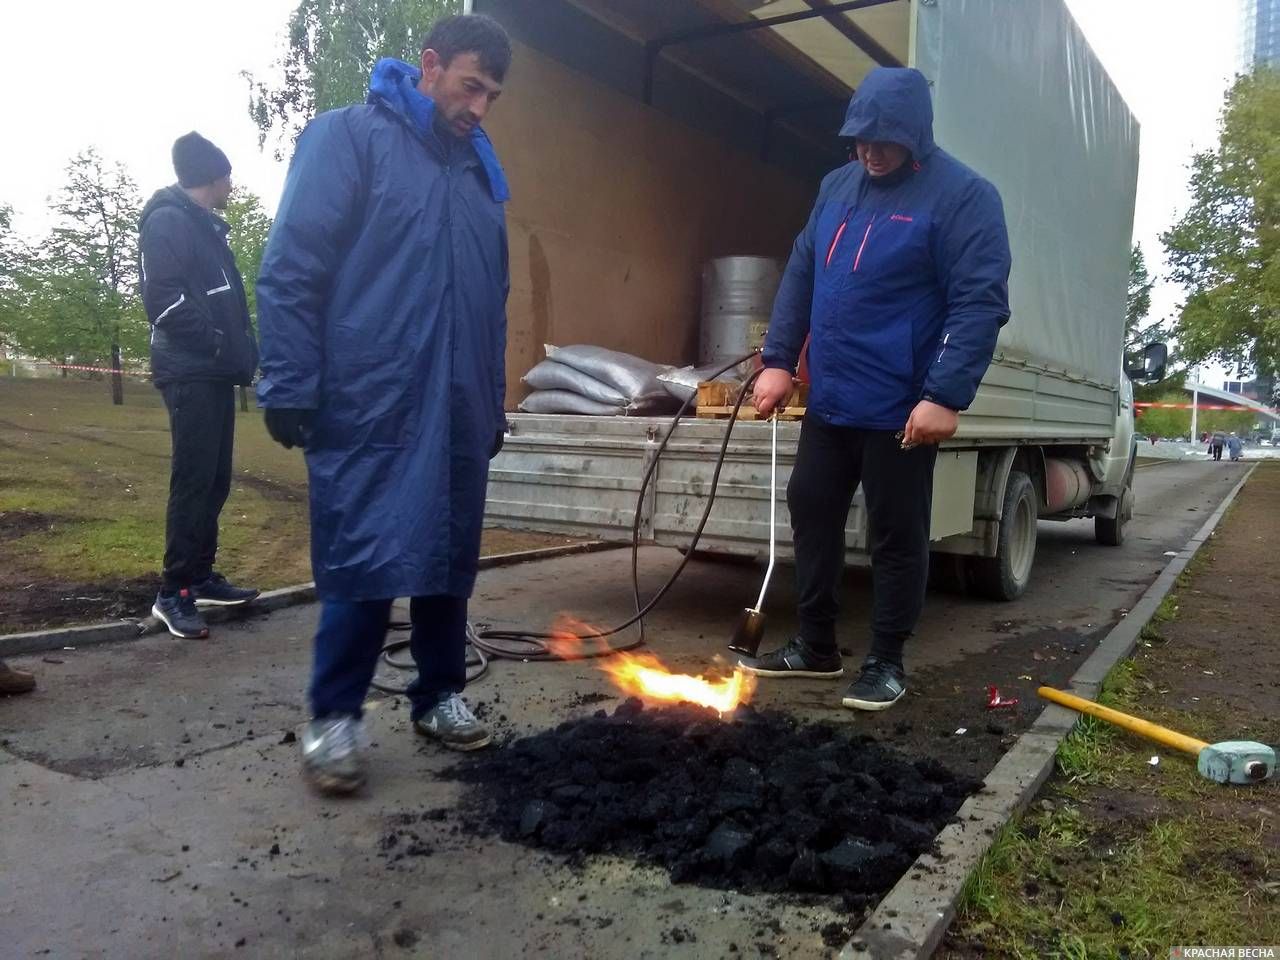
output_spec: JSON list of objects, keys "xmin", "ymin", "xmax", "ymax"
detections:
[{"xmin": 986, "ymin": 685, "xmax": 1019, "ymax": 709}]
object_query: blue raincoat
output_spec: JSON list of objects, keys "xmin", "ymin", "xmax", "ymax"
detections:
[
  {"xmin": 256, "ymin": 59, "xmax": 509, "ymax": 601},
  {"xmin": 763, "ymin": 67, "xmax": 1012, "ymax": 429}
]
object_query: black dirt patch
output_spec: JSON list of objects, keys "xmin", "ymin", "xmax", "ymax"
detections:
[
  {"xmin": 236, "ymin": 473, "xmax": 306, "ymax": 503},
  {"xmin": 0, "ymin": 510, "xmax": 65, "ymax": 542},
  {"xmin": 0, "ymin": 571, "xmax": 157, "ymax": 631},
  {"xmin": 820, "ymin": 920, "xmax": 857, "ymax": 947},
  {"xmin": 392, "ymin": 928, "xmax": 420, "ymax": 948},
  {"xmin": 444, "ymin": 699, "xmax": 981, "ymax": 903}
]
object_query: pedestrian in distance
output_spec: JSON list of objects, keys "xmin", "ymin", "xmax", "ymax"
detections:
[
  {"xmin": 744, "ymin": 67, "xmax": 1012, "ymax": 712},
  {"xmin": 139, "ymin": 133, "xmax": 261, "ymax": 640},
  {"xmin": 1227, "ymin": 432, "xmax": 1243, "ymax": 461},
  {"xmin": 1210, "ymin": 431, "xmax": 1226, "ymax": 461},
  {"xmin": 256, "ymin": 14, "xmax": 512, "ymax": 796}
]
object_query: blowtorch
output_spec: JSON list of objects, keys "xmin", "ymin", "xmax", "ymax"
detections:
[{"xmin": 728, "ymin": 412, "xmax": 779, "ymax": 658}]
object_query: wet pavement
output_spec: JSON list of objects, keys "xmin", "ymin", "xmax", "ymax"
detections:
[{"xmin": 0, "ymin": 460, "xmax": 1248, "ymax": 958}]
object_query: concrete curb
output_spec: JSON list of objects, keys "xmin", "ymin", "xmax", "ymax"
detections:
[
  {"xmin": 0, "ymin": 540, "xmax": 615, "ymax": 659},
  {"xmin": 842, "ymin": 464, "xmax": 1259, "ymax": 960}
]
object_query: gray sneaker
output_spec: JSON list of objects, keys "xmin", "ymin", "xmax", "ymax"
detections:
[
  {"xmin": 414, "ymin": 694, "xmax": 492, "ymax": 751},
  {"xmin": 300, "ymin": 716, "xmax": 366, "ymax": 795}
]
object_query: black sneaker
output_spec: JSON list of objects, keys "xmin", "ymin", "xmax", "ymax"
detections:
[
  {"xmin": 192, "ymin": 573, "xmax": 260, "ymax": 607},
  {"xmin": 152, "ymin": 589, "xmax": 209, "ymax": 639},
  {"xmin": 738, "ymin": 636, "xmax": 844, "ymax": 678},
  {"xmin": 841, "ymin": 656, "xmax": 907, "ymax": 711}
]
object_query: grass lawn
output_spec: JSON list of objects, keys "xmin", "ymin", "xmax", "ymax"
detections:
[
  {"xmin": 942, "ymin": 465, "xmax": 1280, "ymax": 959},
  {"xmin": 0, "ymin": 376, "xmax": 574, "ymax": 633}
]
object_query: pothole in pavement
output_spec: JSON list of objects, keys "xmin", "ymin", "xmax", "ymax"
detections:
[{"xmin": 381, "ymin": 699, "xmax": 982, "ymax": 917}]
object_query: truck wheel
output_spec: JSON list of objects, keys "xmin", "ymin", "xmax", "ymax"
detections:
[
  {"xmin": 967, "ymin": 470, "xmax": 1037, "ymax": 601},
  {"xmin": 1095, "ymin": 467, "xmax": 1134, "ymax": 546}
]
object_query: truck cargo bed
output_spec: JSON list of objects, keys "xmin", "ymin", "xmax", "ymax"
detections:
[{"xmin": 485, "ymin": 371, "xmax": 1114, "ymax": 560}]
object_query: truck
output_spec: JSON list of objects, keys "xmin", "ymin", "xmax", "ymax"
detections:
[{"xmin": 473, "ymin": 0, "xmax": 1167, "ymax": 600}]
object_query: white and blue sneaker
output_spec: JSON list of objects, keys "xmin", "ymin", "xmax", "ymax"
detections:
[
  {"xmin": 841, "ymin": 656, "xmax": 907, "ymax": 711},
  {"xmin": 301, "ymin": 715, "xmax": 366, "ymax": 795},
  {"xmin": 414, "ymin": 694, "xmax": 492, "ymax": 751}
]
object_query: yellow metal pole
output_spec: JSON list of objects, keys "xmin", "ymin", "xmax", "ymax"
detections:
[{"xmin": 1037, "ymin": 687, "xmax": 1210, "ymax": 756}]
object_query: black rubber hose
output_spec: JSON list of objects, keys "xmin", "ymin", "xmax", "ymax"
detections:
[
  {"xmin": 473, "ymin": 358, "xmax": 763, "ymax": 658},
  {"xmin": 371, "ymin": 351, "xmax": 765, "ymax": 692},
  {"xmin": 376, "ymin": 622, "xmax": 490, "ymax": 690}
]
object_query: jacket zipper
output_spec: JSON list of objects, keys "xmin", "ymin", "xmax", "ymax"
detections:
[
  {"xmin": 851, "ymin": 215, "xmax": 876, "ymax": 272},
  {"xmin": 206, "ymin": 268, "xmax": 232, "ymax": 296},
  {"xmin": 824, "ymin": 210, "xmax": 851, "ymax": 269}
]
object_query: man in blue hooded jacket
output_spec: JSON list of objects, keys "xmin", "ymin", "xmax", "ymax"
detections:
[
  {"xmin": 743, "ymin": 67, "xmax": 1012, "ymax": 711},
  {"xmin": 256, "ymin": 14, "xmax": 512, "ymax": 795}
]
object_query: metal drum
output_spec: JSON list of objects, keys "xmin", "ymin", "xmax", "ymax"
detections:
[{"xmin": 699, "ymin": 256, "xmax": 783, "ymax": 365}]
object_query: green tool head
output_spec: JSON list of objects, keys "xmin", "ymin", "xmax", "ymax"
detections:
[{"xmin": 1197, "ymin": 741, "xmax": 1275, "ymax": 785}]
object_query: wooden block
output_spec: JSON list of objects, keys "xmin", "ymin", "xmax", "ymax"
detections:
[
  {"xmin": 696, "ymin": 380, "xmax": 807, "ymax": 420},
  {"xmin": 696, "ymin": 405, "xmax": 805, "ymax": 421}
]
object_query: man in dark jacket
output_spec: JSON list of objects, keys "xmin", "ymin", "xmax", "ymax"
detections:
[
  {"xmin": 256, "ymin": 14, "xmax": 511, "ymax": 795},
  {"xmin": 744, "ymin": 67, "xmax": 1012, "ymax": 711},
  {"xmin": 140, "ymin": 133, "xmax": 260, "ymax": 639}
]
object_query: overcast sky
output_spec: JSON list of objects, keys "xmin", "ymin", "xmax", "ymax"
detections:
[
  {"xmin": 0, "ymin": 0, "xmax": 1247, "ymax": 377},
  {"xmin": 0, "ymin": 0, "xmax": 296, "ymax": 234},
  {"xmin": 1064, "ymin": 0, "xmax": 1244, "ymax": 383}
]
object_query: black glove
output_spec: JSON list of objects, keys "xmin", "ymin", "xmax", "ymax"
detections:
[
  {"xmin": 264, "ymin": 408, "xmax": 313, "ymax": 450},
  {"xmin": 490, "ymin": 429, "xmax": 505, "ymax": 460}
]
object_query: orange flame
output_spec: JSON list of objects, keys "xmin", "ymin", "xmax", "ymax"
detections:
[
  {"xmin": 544, "ymin": 615, "xmax": 619, "ymax": 660},
  {"xmin": 546, "ymin": 614, "xmax": 755, "ymax": 714},
  {"xmin": 601, "ymin": 653, "xmax": 755, "ymax": 715}
]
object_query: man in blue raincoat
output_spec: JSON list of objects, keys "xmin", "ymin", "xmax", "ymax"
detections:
[
  {"xmin": 743, "ymin": 67, "xmax": 1012, "ymax": 712},
  {"xmin": 256, "ymin": 14, "xmax": 512, "ymax": 795}
]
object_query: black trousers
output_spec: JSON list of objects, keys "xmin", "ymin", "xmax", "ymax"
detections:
[
  {"xmin": 787, "ymin": 416, "xmax": 938, "ymax": 666},
  {"xmin": 161, "ymin": 381, "xmax": 235, "ymax": 592}
]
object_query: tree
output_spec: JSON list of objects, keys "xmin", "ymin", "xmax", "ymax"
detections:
[
  {"xmin": 1133, "ymin": 368, "xmax": 1187, "ymax": 404},
  {"xmin": 1125, "ymin": 243, "xmax": 1155, "ymax": 352},
  {"xmin": 0, "ymin": 205, "xmax": 28, "ymax": 358},
  {"xmin": 51, "ymin": 150, "xmax": 147, "ymax": 403},
  {"xmin": 224, "ymin": 188, "xmax": 273, "ymax": 411},
  {"xmin": 0, "ymin": 156, "xmax": 149, "ymax": 398},
  {"xmin": 224, "ymin": 188, "xmax": 273, "ymax": 325},
  {"xmin": 246, "ymin": 0, "xmax": 459, "ymax": 155},
  {"xmin": 1134, "ymin": 394, "xmax": 1191, "ymax": 440},
  {"xmin": 5, "ymin": 152, "xmax": 148, "ymax": 401},
  {"xmin": 1134, "ymin": 391, "xmax": 1258, "ymax": 440},
  {"xmin": 1162, "ymin": 68, "xmax": 1280, "ymax": 385}
]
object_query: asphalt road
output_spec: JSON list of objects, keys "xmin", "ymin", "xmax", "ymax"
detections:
[{"xmin": 0, "ymin": 459, "xmax": 1248, "ymax": 959}]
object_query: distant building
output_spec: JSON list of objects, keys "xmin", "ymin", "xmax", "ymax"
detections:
[
  {"xmin": 1223, "ymin": 374, "xmax": 1276, "ymax": 403},
  {"xmin": 1243, "ymin": 0, "xmax": 1280, "ymax": 70}
]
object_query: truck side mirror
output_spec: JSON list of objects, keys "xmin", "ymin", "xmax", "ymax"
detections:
[{"xmin": 1125, "ymin": 341, "xmax": 1168, "ymax": 383}]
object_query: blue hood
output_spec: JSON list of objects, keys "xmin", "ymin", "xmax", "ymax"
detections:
[
  {"xmin": 367, "ymin": 58, "xmax": 510, "ymax": 202},
  {"xmin": 838, "ymin": 67, "xmax": 936, "ymax": 161}
]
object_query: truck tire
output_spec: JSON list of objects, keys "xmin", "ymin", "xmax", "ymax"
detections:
[
  {"xmin": 1095, "ymin": 465, "xmax": 1134, "ymax": 546},
  {"xmin": 967, "ymin": 470, "xmax": 1037, "ymax": 601}
]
